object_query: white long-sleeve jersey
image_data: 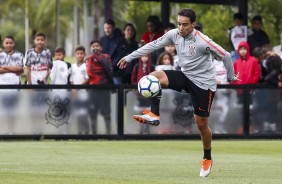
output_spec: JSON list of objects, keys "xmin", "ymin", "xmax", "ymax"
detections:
[{"xmin": 124, "ymin": 29, "xmax": 235, "ymax": 91}]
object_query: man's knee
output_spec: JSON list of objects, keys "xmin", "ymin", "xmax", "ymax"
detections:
[
  {"xmin": 150, "ymin": 71, "xmax": 169, "ymax": 87},
  {"xmin": 194, "ymin": 115, "xmax": 209, "ymax": 131}
]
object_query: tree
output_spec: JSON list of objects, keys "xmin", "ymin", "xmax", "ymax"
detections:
[{"xmin": 0, "ymin": 0, "xmax": 81, "ymax": 51}]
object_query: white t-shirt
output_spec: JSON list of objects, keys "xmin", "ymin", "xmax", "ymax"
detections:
[
  {"xmin": 228, "ymin": 25, "xmax": 253, "ymax": 51},
  {"xmin": 25, "ymin": 48, "xmax": 52, "ymax": 84},
  {"xmin": 0, "ymin": 51, "xmax": 24, "ymax": 84},
  {"xmin": 213, "ymin": 59, "xmax": 228, "ymax": 84},
  {"xmin": 70, "ymin": 62, "xmax": 88, "ymax": 84},
  {"xmin": 50, "ymin": 60, "xmax": 69, "ymax": 84}
]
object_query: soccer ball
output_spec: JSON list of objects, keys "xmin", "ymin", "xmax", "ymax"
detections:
[{"xmin": 138, "ymin": 75, "xmax": 161, "ymax": 98}]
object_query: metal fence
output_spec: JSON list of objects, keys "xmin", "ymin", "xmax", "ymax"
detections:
[{"xmin": 0, "ymin": 84, "xmax": 281, "ymax": 140}]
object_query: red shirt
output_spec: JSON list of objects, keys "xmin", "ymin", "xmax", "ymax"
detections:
[
  {"xmin": 86, "ymin": 53, "xmax": 111, "ymax": 85},
  {"xmin": 141, "ymin": 31, "xmax": 164, "ymax": 44}
]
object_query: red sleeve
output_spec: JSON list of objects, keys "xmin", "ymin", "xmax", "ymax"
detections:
[
  {"xmin": 131, "ymin": 65, "xmax": 138, "ymax": 84},
  {"xmin": 141, "ymin": 32, "xmax": 150, "ymax": 43},
  {"xmin": 86, "ymin": 55, "xmax": 94, "ymax": 77}
]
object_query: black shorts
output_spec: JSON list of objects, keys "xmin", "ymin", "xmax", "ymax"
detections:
[{"xmin": 164, "ymin": 70, "xmax": 215, "ymax": 117}]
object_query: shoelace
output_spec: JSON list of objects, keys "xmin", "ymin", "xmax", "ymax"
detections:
[{"xmin": 202, "ymin": 159, "xmax": 212, "ymax": 170}]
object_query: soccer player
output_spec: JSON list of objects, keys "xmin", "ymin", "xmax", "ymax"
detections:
[
  {"xmin": 25, "ymin": 32, "xmax": 52, "ymax": 85},
  {"xmin": 118, "ymin": 8, "xmax": 239, "ymax": 177}
]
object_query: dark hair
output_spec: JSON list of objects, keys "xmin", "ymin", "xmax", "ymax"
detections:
[
  {"xmin": 104, "ymin": 19, "xmax": 115, "ymax": 28},
  {"xmin": 194, "ymin": 22, "xmax": 203, "ymax": 33},
  {"xmin": 262, "ymin": 44, "xmax": 273, "ymax": 54},
  {"xmin": 164, "ymin": 22, "xmax": 176, "ymax": 30},
  {"xmin": 252, "ymin": 47, "xmax": 264, "ymax": 59},
  {"xmin": 55, "ymin": 46, "xmax": 65, "ymax": 54},
  {"xmin": 157, "ymin": 51, "xmax": 174, "ymax": 66},
  {"xmin": 178, "ymin": 8, "xmax": 196, "ymax": 23},
  {"xmin": 90, "ymin": 40, "xmax": 101, "ymax": 46},
  {"xmin": 147, "ymin": 15, "xmax": 162, "ymax": 26},
  {"xmin": 4, "ymin": 35, "xmax": 15, "ymax": 42},
  {"xmin": 252, "ymin": 15, "xmax": 262, "ymax": 23},
  {"xmin": 267, "ymin": 56, "xmax": 282, "ymax": 71},
  {"xmin": 0, "ymin": 34, "xmax": 2, "ymax": 44},
  {"xmin": 233, "ymin": 13, "xmax": 244, "ymax": 20},
  {"xmin": 123, "ymin": 23, "xmax": 136, "ymax": 41},
  {"xmin": 75, "ymin": 45, "xmax": 86, "ymax": 53},
  {"xmin": 34, "ymin": 32, "xmax": 45, "ymax": 39}
]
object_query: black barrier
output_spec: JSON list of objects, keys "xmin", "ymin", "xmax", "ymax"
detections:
[{"xmin": 0, "ymin": 84, "xmax": 281, "ymax": 140}]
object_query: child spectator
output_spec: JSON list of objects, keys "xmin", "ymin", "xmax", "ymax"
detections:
[
  {"xmin": 232, "ymin": 41, "xmax": 260, "ymax": 103},
  {"xmin": 263, "ymin": 55, "xmax": 282, "ymax": 132},
  {"xmin": 0, "ymin": 35, "xmax": 24, "ymax": 133},
  {"xmin": 131, "ymin": 54, "xmax": 155, "ymax": 134},
  {"xmin": 70, "ymin": 46, "xmax": 88, "ymax": 85},
  {"xmin": 86, "ymin": 40, "xmax": 113, "ymax": 134},
  {"xmin": 70, "ymin": 46, "xmax": 89, "ymax": 134},
  {"xmin": 0, "ymin": 36, "xmax": 24, "ymax": 84},
  {"xmin": 25, "ymin": 32, "xmax": 52, "ymax": 85},
  {"xmin": 155, "ymin": 51, "xmax": 174, "ymax": 71},
  {"xmin": 227, "ymin": 13, "xmax": 253, "ymax": 62},
  {"xmin": 212, "ymin": 59, "xmax": 229, "ymax": 133},
  {"xmin": 164, "ymin": 45, "xmax": 180, "ymax": 70},
  {"xmin": 50, "ymin": 47, "xmax": 71, "ymax": 84}
]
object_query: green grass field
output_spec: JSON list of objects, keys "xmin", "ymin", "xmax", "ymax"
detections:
[{"xmin": 0, "ymin": 140, "xmax": 281, "ymax": 184}]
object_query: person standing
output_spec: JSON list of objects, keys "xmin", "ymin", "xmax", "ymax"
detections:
[
  {"xmin": 118, "ymin": 8, "xmax": 239, "ymax": 177},
  {"xmin": 25, "ymin": 32, "xmax": 52, "ymax": 85},
  {"xmin": 119, "ymin": 23, "xmax": 139, "ymax": 84},
  {"xmin": 0, "ymin": 35, "xmax": 24, "ymax": 134},
  {"xmin": 227, "ymin": 13, "xmax": 253, "ymax": 62},
  {"xmin": 248, "ymin": 15, "xmax": 270, "ymax": 55},
  {"xmin": 70, "ymin": 46, "xmax": 89, "ymax": 134},
  {"xmin": 99, "ymin": 19, "xmax": 123, "ymax": 85},
  {"xmin": 86, "ymin": 40, "xmax": 113, "ymax": 134}
]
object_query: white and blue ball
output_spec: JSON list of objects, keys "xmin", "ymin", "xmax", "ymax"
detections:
[{"xmin": 138, "ymin": 75, "xmax": 161, "ymax": 98}]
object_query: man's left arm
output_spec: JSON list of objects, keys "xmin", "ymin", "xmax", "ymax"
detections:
[{"xmin": 204, "ymin": 37, "xmax": 236, "ymax": 81}]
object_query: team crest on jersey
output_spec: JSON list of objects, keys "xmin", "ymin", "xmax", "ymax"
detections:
[
  {"xmin": 81, "ymin": 70, "xmax": 86, "ymax": 75},
  {"xmin": 188, "ymin": 45, "xmax": 196, "ymax": 56},
  {"xmin": 45, "ymin": 96, "xmax": 70, "ymax": 128}
]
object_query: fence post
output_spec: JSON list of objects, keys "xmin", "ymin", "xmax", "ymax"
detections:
[
  {"xmin": 243, "ymin": 87, "xmax": 250, "ymax": 136},
  {"xmin": 117, "ymin": 85, "xmax": 124, "ymax": 138}
]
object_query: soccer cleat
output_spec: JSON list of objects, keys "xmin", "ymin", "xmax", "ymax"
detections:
[
  {"xmin": 199, "ymin": 159, "xmax": 213, "ymax": 177},
  {"xmin": 133, "ymin": 109, "xmax": 160, "ymax": 126}
]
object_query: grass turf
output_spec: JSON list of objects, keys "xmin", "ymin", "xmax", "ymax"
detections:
[{"xmin": 0, "ymin": 140, "xmax": 281, "ymax": 184}]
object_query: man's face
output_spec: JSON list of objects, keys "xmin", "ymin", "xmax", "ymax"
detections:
[
  {"xmin": 239, "ymin": 46, "xmax": 247, "ymax": 57},
  {"xmin": 252, "ymin": 20, "xmax": 262, "ymax": 31},
  {"xmin": 3, "ymin": 38, "xmax": 15, "ymax": 53},
  {"xmin": 75, "ymin": 50, "xmax": 86, "ymax": 63},
  {"xmin": 34, "ymin": 36, "xmax": 45, "ymax": 50},
  {"xmin": 54, "ymin": 52, "xmax": 65, "ymax": 61},
  {"xmin": 177, "ymin": 15, "xmax": 195, "ymax": 37},
  {"xmin": 104, "ymin": 23, "xmax": 114, "ymax": 37}
]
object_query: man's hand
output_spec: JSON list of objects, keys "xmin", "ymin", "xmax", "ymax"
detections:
[
  {"xmin": 117, "ymin": 58, "xmax": 128, "ymax": 69},
  {"xmin": 232, "ymin": 72, "xmax": 241, "ymax": 82}
]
